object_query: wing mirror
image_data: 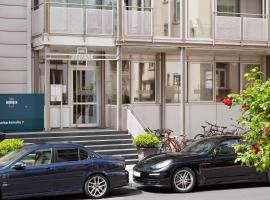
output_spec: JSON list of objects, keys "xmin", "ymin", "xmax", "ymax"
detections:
[{"xmin": 13, "ymin": 162, "xmax": 26, "ymax": 170}]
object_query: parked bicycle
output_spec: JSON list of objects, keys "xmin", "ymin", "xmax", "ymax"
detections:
[
  {"xmin": 194, "ymin": 121, "xmax": 228, "ymax": 139},
  {"xmin": 226, "ymin": 124, "xmax": 250, "ymax": 136},
  {"xmin": 145, "ymin": 128, "xmax": 193, "ymax": 153}
]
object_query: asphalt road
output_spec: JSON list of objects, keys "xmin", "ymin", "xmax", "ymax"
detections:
[{"xmin": 23, "ymin": 182, "xmax": 270, "ymax": 200}]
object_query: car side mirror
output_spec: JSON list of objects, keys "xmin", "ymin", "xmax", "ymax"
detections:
[{"xmin": 13, "ymin": 162, "xmax": 26, "ymax": 170}]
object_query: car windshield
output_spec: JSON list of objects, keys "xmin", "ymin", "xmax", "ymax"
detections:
[
  {"xmin": 0, "ymin": 148, "xmax": 28, "ymax": 166},
  {"xmin": 180, "ymin": 139, "xmax": 217, "ymax": 155}
]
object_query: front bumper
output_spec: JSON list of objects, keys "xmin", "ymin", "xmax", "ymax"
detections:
[{"xmin": 133, "ymin": 171, "xmax": 171, "ymax": 187}]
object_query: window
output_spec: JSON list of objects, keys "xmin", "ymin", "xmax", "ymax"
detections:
[
  {"xmin": 217, "ymin": 0, "xmax": 240, "ymax": 16},
  {"xmin": 188, "ymin": 0, "xmax": 212, "ymax": 38},
  {"xmin": 216, "ymin": 63, "xmax": 240, "ymax": 102},
  {"xmin": 56, "ymin": 148, "xmax": 79, "ymax": 163},
  {"xmin": 20, "ymin": 148, "xmax": 52, "ymax": 166},
  {"xmin": 33, "ymin": 0, "xmax": 39, "ymax": 10},
  {"xmin": 240, "ymin": 64, "xmax": 261, "ymax": 89},
  {"xmin": 105, "ymin": 61, "xmax": 131, "ymax": 105},
  {"xmin": 166, "ymin": 61, "xmax": 181, "ymax": 103},
  {"xmin": 133, "ymin": 62, "xmax": 156, "ymax": 102},
  {"xmin": 50, "ymin": 61, "xmax": 68, "ymax": 105},
  {"xmin": 188, "ymin": 63, "xmax": 213, "ymax": 101},
  {"xmin": 79, "ymin": 149, "xmax": 89, "ymax": 160},
  {"xmin": 174, "ymin": 0, "xmax": 180, "ymax": 22},
  {"xmin": 216, "ymin": 139, "xmax": 239, "ymax": 155}
]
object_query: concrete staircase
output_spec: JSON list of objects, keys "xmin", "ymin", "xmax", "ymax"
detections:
[{"xmin": 6, "ymin": 129, "xmax": 138, "ymax": 165}]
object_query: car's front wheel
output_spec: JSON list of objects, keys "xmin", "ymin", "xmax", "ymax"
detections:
[
  {"xmin": 84, "ymin": 174, "xmax": 109, "ymax": 199},
  {"xmin": 172, "ymin": 167, "xmax": 196, "ymax": 193}
]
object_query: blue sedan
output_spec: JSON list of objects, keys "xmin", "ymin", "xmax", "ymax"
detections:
[{"xmin": 0, "ymin": 143, "xmax": 129, "ymax": 199}]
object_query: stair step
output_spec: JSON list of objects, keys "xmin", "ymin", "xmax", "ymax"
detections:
[
  {"xmin": 5, "ymin": 130, "xmax": 128, "ymax": 139},
  {"xmin": 17, "ymin": 134, "xmax": 132, "ymax": 143},
  {"xmin": 87, "ymin": 144, "xmax": 135, "ymax": 151},
  {"xmin": 125, "ymin": 159, "xmax": 139, "ymax": 165},
  {"xmin": 97, "ymin": 149, "xmax": 138, "ymax": 155}
]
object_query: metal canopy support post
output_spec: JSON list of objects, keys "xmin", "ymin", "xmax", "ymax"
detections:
[
  {"xmin": 116, "ymin": 46, "xmax": 123, "ymax": 130},
  {"xmin": 116, "ymin": 0, "xmax": 123, "ymax": 130},
  {"xmin": 180, "ymin": 48, "xmax": 186, "ymax": 136},
  {"xmin": 101, "ymin": 52, "xmax": 106, "ymax": 128},
  {"xmin": 161, "ymin": 53, "xmax": 166, "ymax": 129},
  {"xmin": 44, "ymin": 46, "xmax": 51, "ymax": 131}
]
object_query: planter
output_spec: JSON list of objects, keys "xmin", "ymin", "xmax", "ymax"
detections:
[{"xmin": 137, "ymin": 147, "xmax": 159, "ymax": 161}]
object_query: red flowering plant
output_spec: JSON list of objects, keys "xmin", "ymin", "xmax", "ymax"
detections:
[{"xmin": 227, "ymin": 67, "xmax": 270, "ymax": 172}]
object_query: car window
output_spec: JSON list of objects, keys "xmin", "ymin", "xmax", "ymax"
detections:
[
  {"xmin": 20, "ymin": 148, "xmax": 52, "ymax": 166},
  {"xmin": 79, "ymin": 149, "xmax": 89, "ymax": 160},
  {"xmin": 180, "ymin": 139, "xmax": 217, "ymax": 155},
  {"xmin": 55, "ymin": 148, "xmax": 79, "ymax": 163},
  {"xmin": 216, "ymin": 139, "xmax": 239, "ymax": 155}
]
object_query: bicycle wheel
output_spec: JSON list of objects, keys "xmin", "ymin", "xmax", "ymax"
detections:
[
  {"xmin": 160, "ymin": 142, "xmax": 172, "ymax": 153},
  {"xmin": 194, "ymin": 134, "xmax": 205, "ymax": 140}
]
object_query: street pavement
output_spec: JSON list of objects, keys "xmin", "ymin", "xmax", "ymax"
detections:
[{"xmin": 21, "ymin": 165, "xmax": 270, "ymax": 200}]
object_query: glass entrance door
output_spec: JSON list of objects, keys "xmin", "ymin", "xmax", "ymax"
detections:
[{"xmin": 72, "ymin": 68, "xmax": 99, "ymax": 127}]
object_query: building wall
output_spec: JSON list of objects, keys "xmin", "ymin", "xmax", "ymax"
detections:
[{"xmin": 0, "ymin": 0, "xmax": 31, "ymax": 94}]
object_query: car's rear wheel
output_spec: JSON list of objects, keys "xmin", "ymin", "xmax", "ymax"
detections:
[
  {"xmin": 172, "ymin": 167, "xmax": 196, "ymax": 193},
  {"xmin": 84, "ymin": 174, "xmax": 109, "ymax": 199}
]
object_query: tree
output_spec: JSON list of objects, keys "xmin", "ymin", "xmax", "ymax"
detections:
[{"xmin": 225, "ymin": 67, "xmax": 270, "ymax": 172}]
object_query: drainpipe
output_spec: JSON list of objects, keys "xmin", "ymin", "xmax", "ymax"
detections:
[
  {"xmin": 180, "ymin": 48, "xmax": 186, "ymax": 136},
  {"xmin": 44, "ymin": 46, "xmax": 51, "ymax": 131},
  {"xmin": 116, "ymin": 0, "xmax": 123, "ymax": 130},
  {"xmin": 160, "ymin": 53, "xmax": 166, "ymax": 129}
]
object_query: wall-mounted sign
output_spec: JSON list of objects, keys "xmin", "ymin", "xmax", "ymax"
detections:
[{"xmin": 0, "ymin": 94, "xmax": 44, "ymax": 133}]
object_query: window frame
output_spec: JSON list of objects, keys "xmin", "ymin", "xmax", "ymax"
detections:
[
  {"xmin": 54, "ymin": 147, "xmax": 80, "ymax": 163},
  {"xmin": 17, "ymin": 148, "xmax": 53, "ymax": 167},
  {"xmin": 131, "ymin": 61, "xmax": 157, "ymax": 104},
  {"xmin": 188, "ymin": 62, "xmax": 215, "ymax": 103}
]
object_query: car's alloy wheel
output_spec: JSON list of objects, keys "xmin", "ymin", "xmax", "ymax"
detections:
[
  {"xmin": 84, "ymin": 175, "xmax": 109, "ymax": 199},
  {"xmin": 172, "ymin": 168, "xmax": 196, "ymax": 193}
]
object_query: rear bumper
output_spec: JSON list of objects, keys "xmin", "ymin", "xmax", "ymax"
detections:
[{"xmin": 109, "ymin": 170, "xmax": 129, "ymax": 189}]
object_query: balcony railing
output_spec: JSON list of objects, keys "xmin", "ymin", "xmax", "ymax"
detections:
[
  {"xmin": 215, "ymin": 12, "xmax": 268, "ymax": 42},
  {"xmin": 124, "ymin": 6, "xmax": 152, "ymax": 37},
  {"xmin": 32, "ymin": 2, "xmax": 114, "ymax": 37}
]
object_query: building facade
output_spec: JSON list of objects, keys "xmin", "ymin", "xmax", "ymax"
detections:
[{"xmin": 1, "ymin": 0, "xmax": 270, "ymax": 138}]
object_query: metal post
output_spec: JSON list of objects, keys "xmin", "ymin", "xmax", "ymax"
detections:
[
  {"xmin": 116, "ymin": 0, "xmax": 123, "ymax": 130},
  {"xmin": 100, "ymin": 52, "xmax": 106, "ymax": 128},
  {"xmin": 116, "ymin": 46, "xmax": 123, "ymax": 130},
  {"xmin": 27, "ymin": 0, "xmax": 32, "ymax": 93},
  {"xmin": 44, "ymin": 46, "xmax": 51, "ymax": 131},
  {"xmin": 180, "ymin": 48, "xmax": 186, "ymax": 136},
  {"xmin": 34, "ymin": 51, "xmax": 40, "ymax": 93},
  {"xmin": 160, "ymin": 53, "xmax": 166, "ymax": 129}
]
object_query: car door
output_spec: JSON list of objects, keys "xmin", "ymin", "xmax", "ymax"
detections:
[
  {"xmin": 200, "ymin": 139, "xmax": 247, "ymax": 184},
  {"xmin": 53, "ymin": 146, "xmax": 91, "ymax": 193},
  {"xmin": 5, "ymin": 147, "xmax": 54, "ymax": 197}
]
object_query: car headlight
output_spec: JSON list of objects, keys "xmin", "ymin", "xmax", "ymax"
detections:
[{"xmin": 151, "ymin": 160, "xmax": 172, "ymax": 170}]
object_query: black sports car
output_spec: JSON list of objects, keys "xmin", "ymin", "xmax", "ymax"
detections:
[{"xmin": 133, "ymin": 136, "xmax": 270, "ymax": 193}]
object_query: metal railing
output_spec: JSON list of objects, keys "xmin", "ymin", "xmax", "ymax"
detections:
[
  {"xmin": 32, "ymin": 1, "xmax": 114, "ymax": 37},
  {"xmin": 123, "ymin": 6, "xmax": 153, "ymax": 37},
  {"xmin": 214, "ymin": 12, "xmax": 268, "ymax": 42}
]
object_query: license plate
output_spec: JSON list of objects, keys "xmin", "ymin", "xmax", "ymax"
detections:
[{"xmin": 133, "ymin": 171, "xmax": 141, "ymax": 177}]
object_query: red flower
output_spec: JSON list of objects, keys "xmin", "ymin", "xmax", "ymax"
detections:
[
  {"xmin": 261, "ymin": 126, "xmax": 269, "ymax": 132},
  {"xmin": 241, "ymin": 105, "xmax": 249, "ymax": 111},
  {"xmin": 252, "ymin": 144, "xmax": 260, "ymax": 154},
  {"xmin": 222, "ymin": 97, "xmax": 232, "ymax": 107}
]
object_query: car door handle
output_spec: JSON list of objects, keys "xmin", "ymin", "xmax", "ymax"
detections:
[{"xmin": 45, "ymin": 167, "xmax": 53, "ymax": 170}]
